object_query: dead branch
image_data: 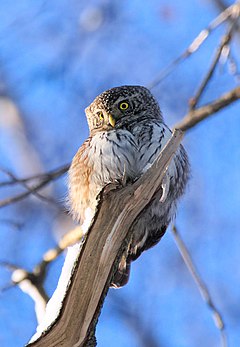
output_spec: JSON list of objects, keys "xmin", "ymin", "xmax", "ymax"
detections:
[
  {"xmin": 1, "ymin": 6, "xmax": 239, "ymax": 344},
  {"xmin": 11, "ymin": 268, "xmax": 49, "ymax": 324},
  {"xmin": 0, "ymin": 261, "xmax": 49, "ymax": 324},
  {"xmin": 0, "ymin": 84, "xmax": 236, "ymax": 347},
  {"xmin": 175, "ymin": 86, "xmax": 240, "ymax": 131},
  {"xmin": 26, "ymin": 129, "xmax": 183, "ymax": 347}
]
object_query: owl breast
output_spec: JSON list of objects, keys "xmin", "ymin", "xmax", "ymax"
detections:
[
  {"xmin": 68, "ymin": 118, "xmax": 189, "ymax": 287},
  {"xmin": 69, "ymin": 119, "xmax": 188, "ymax": 224},
  {"xmin": 68, "ymin": 129, "xmax": 139, "ymax": 224}
]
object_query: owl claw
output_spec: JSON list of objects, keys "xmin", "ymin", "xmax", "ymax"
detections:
[{"xmin": 160, "ymin": 172, "xmax": 170, "ymax": 203}]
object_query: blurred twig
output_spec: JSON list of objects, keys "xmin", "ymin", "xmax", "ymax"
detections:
[
  {"xmin": 0, "ymin": 260, "xmax": 49, "ymax": 324},
  {"xmin": 0, "ymin": 225, "xmax": 84, "ymax": 321},
  {"xmin": 0, "ymin": 168, "xmax": 61, "ymax": 207},
  {"xmin": 171, "ymin": 225, "xmax": 227, "ymax": 347},
  {"xmin": 175, "ymin": 86, "xmax": 240, "ymax": 131},
  {"xmin": 189, "ymin": 6, "xmax": 240, "ymax": 109},
  {"xmin": 0, "ymin": 164, "xmax": 69, "ymax": 208},
  {"xmin": 213, "ymin": 0, "xmax": 240, "ymax": 28},
  {"xmin": 147, "ymin": 1, "xmax": 240, "ymax": 89}
]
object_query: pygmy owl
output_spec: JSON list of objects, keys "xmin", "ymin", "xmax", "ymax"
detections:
[{"xmin": 68, "ymin": 85, "xmax": 189, "ymax": 288}]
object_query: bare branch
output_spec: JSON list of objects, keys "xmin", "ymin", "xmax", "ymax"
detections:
[
  {"xmin": 0, "ymin": 164, "xmax": 69, "ymax": 208},
  {"xmin": 11, "ymin": 268, "xmax": 49, "ymax": 324},
  {"xmin": 171, "ymin": 225, "xmax": 227, "ymax": 347},
  {"xmin": 0, "ymin": 164, "xmax": 69, "ymax": 187},
  {"xmin": 175, "ymin": 86, "xmax": 240, "ymax": 131},
  {"xmin": 0, "ymin": 261, "xmax": 49, "ymax": 324},
  {"xmin": 42, "ymin": 226, "xmax": 84, "ymax": 264},
  {"xmin": 213, "ymin": 0, "xmax": 240, "ymax": 33},
  {"xmin": 147, "ymin": 2, "xmax": 239, "ymax": 89},
  {"xmin": 2, "ymin": 5, "xmax": 239, "ymax": 343},
  {"xmin": 0, "ymin": 168, "xmax": 60, "ymax": 207},
  {"xmin": 189, "ymin": 15, "xmax": 239, "ymax": 109},
  {"xmin": 27, "ymin": 129, "xmax": 183, "ymax": 347},
  {"xmin": 8, "ymin": 83, "xmax": 239, "ymax": 346}
]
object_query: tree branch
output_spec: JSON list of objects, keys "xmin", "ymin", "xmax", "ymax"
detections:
[
  {"xmin": 189, "ymin": 15, "xmax": 239, "ymax": 110},
  {"xmin": 213, "ymin": 0, "xmax": 240, "ymax": 34},
  {"xmin": 175, "ymin": 86, "xmax": 240, "ymax": 131},
  {"xmin": 1, "ymin": 6, "xmax": 239, "ymax": 344},
  {"xmin": 147, "ymin": 1, "xmax": 239, "ymax": 89},
  {"xmin": 171, "ymin": 225, "xmax": 227, "ymax": 347},
  {"xmin": 0, "ymin": 164, "xmax": 69, "ymax": 208},
  {"xmin": 10, "ymin": 82, "xmax": 238, "ymax": 347},
  {"xmin": 27, "ymin": 129, "xmax": 183, "ymax": 347}
]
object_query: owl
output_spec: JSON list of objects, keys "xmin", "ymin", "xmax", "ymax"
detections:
[{"xmin": 68, "ymin": 85, "xmax": 189, "ymax": 288}]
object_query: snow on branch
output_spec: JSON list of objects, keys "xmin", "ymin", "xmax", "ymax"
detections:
[{"xmin": 1, "ymin": 4, "xmax": 239, "ymax": 346}]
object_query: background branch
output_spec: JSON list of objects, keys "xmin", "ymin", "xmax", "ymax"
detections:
[
  {"xmin": 147, "ymin": 1, "xmax": 239, "ymax": 89},
  {"xmin": 1, "ymin": 4, "xmax": 239, "ymax": 345},
  {"xmin": 189, "ymin": 15, "xmax": 239, "ymax": 109},
  {"xmin": 175, "ymin": 86, "xmax": 240, "ymax": 131},
  {"xmin": 0, "ymin": 164, "xmax": 69, "ymax": 208},
  {"xmin": 171, "ymin": 226, "xmax": 227, "ymax": 347}
]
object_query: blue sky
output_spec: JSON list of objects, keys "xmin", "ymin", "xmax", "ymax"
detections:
[{"xmin": 0, "ymin": 1, "xmax": 239, "ymax": 346}]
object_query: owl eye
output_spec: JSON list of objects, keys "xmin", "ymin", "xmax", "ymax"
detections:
[
  {"xmin": 118, "ymin": 101, "xmax": 129, "ymax": 111},
  {"xmin": 97, "ymin": 111, "xmax": 104, "ymax": 120}
]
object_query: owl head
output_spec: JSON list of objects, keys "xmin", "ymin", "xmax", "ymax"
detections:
[{"xmin": 85, "ymin": 85, "xmax": 162, "ymax": 134}]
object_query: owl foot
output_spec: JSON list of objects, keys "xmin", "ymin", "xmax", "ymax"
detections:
[
  {"xmin": 160, "ymin": 172, "xmax": 170, "ymax": 203},
  {"xmin": 111, "ymin": 255, "xmax": 131, "ymax": 288}
]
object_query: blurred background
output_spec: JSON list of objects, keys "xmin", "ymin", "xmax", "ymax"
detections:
[{"xmin": 0, "ymin": 0, "xmax": 239, "ymax": 346}]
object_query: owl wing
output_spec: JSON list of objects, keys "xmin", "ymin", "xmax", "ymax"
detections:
[
  {"xmin": 68, "ymin": 137, "xmax": 97, "ymax": 225},
  {"xmin": 111, "ymin": 122, "xmax": 189, "ymax": 288}
]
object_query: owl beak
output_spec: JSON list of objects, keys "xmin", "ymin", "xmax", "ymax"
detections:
[{"xmin": 108, "ymin": 114, "xmax": 116, "ymax": 127}]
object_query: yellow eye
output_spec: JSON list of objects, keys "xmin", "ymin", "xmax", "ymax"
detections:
[
  {"xmin": 97, "ymin": 111, "xmax": 104, "ymax": 120},
  {"xmin": 119, "ymin": 102, "xmax": 129, "ymax": 110}
]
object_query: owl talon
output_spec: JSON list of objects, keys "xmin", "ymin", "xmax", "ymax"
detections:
[{"xmin": 160, "ymin": 172, "xmax": 170, "ymax": 203}]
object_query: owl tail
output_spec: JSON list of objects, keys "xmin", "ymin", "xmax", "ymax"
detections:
[{"xmin": 111, "ymin": 255, "xmax": 131, "ymax": 288}]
